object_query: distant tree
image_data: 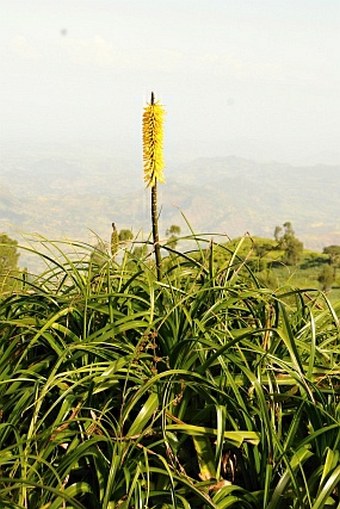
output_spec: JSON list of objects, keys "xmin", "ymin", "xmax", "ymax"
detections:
[
  {"xmin": 275, "ymin": 222, "xmax": 303, "ymax": 265},
  {"xmin": 278, "ymin": 222, "xmax": 294, "ymax": 247},
  {"xmin": 283, "ymin": 221, "xmax": 294, "ymax": 236},
  {"xmin": 166, "ymin": 225, "xmax": 181, "ymax": 236},
  {"xmin": 323, "ymin": 245, "xmax": 340, "ymax": 278},
  {"xmin": 283, "ymin": 236, "xmax": 304, "ymax": 266},
  {"xmin": 0, "ymin": 233, "xmax": 20, "ymax": 292},
  {"xmin": 323, "ymin": 245, "xmax": 340, "ymax": 262},
  {"xmin": 118, "ymin": 229, "xmax": 134, "ymax": 243},
  {"xmin": 318, "ymin": 264, "xmax": 335, "ymax": 292},
  {"xmin": 166, "ymin": 225, "xmax": 181, "ymax": 249}
]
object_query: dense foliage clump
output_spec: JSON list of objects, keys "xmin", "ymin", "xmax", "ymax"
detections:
[
  {"xmin": 0, "ymin": 233, "xmax": 20, "ymax": 293},
  {"xmin": 0, "ymin": 236, "xmax": 339, "ymax": 508}
]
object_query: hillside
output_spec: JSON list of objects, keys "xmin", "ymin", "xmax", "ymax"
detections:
[
  {"xmin": 1, "ymin": 150, "xmax": 339, "ymax": 251},
  {"xmin": 215, "ymin": 235, "xmax": 340, "ymax": 297}
]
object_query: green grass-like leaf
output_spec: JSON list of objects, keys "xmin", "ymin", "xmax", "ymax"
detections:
[{"xmin": 0, "ymin": 234, "xmax": 338, "ymax": 507}]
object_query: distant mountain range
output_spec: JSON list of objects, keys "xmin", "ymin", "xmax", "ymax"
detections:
[{"xmin": 1, "ymin": 152, "xmax": 339, "ymax": 258}]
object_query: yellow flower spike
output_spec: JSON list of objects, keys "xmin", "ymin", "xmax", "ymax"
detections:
[{"xmin": 143, "ymin": 95, "xmax": 165, "ymax": 188}]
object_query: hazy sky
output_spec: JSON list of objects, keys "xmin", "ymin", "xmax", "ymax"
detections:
[{"xmin": 1, "ymin": 0, "xmax": 340, "ymax": 164}]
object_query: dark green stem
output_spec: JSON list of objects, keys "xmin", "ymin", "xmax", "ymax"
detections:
[{"xmin": 151, "ymin": 180, "xmax": 162, "ymax": 280}]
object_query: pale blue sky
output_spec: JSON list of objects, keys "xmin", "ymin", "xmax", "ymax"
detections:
[{"xmin": 1, "ymin": 0, "xmax": 340, "ymax": 163}]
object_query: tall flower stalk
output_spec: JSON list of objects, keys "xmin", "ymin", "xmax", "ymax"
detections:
[
  {"xmin": 143, "ymin": 92, "xmax": 165, "ymax": 280},
  {"xmin": 110, "ymin": 222, "xmax": 118, "ymax": 258}
]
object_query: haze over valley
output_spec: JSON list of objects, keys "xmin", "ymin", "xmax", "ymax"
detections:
[{"xmin": 1, "ymin": 145, "xmax": 339, "ymax": 255}]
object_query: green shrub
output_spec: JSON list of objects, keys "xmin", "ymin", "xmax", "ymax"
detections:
[{"xmin": 0, "ymin": 236, "xmax": 339, "ymax": 508}]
